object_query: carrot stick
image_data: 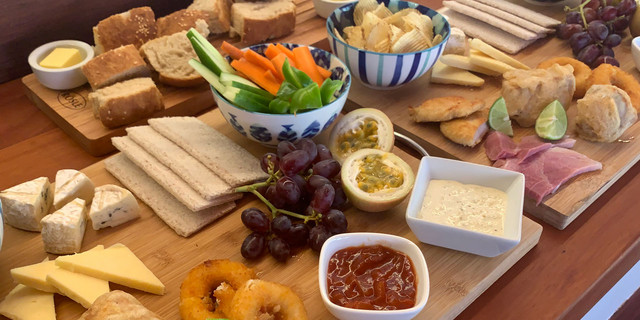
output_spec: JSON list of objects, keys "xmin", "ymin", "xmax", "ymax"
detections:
[
  {"xmin": 265, "ymin": 44, "xmax": 283, "ymax": 60},
  {"xmin": 230, "ymin": 58, "xmax": 281, "ymax": 95},
  {"xmin": 244, "ymin": 49, "xmax": 278, "ymax": 78},
  {"xmin": 276, "ymin": 43, "xmax": 296, "ymax": 62},
  {"xmin": 270, "ymin": 53, "xmax": 293, "ymax": 80},
  {"xmin": 316, "ymin": 65, "xmax": 331, "ymax": 79},
  {"xmin": 292, "ymin": 46, "xmax": 324, "ymax": 86},
  {"xmin": 220, "ymin": 41, "xmax": 244, "ymax": 60}
]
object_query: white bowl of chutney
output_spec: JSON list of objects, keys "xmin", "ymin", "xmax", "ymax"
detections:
[{"xmin": 405, "ymin": 156, "xmax": 524, "ymax": 257}]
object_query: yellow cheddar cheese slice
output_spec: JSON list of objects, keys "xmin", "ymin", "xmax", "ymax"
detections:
[
  {"xmin": 469, "ymin": 53, "xmax": 516, "ymax": 74},
  {"xmin": 46, "ymin": 267, "xmax": 110, "ymax": 308},
  {"xmin": 39, "ymin": 47, "xmax": 83, "ymax": 69},
  {"xmin": 470, "ymin": 38, "xmax": 530, "ymax": 70},
  {"xmin": 55, "ymin": 243, "xmax": 165, "ymax": 295},
  {"xmin": 431, "ymin": 61, "xmax": 484, "ymax": 87},
  {"xmin": 0, "ymin": 284, "xmax": 55, "ymax": 320},
  {"xmin": 10, "ymin": 259, "xmax": 58, "ymax": 293},
  {"xmin": 439, "ymin": 54, "xmax": 501, "ymax": 77}
]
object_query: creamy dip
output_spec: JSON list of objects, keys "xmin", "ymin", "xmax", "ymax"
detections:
[{"xmin": 420, "ymin": 180, "xmax": 507, "ymax": 236}]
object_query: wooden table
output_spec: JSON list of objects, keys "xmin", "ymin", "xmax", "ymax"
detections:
[{"xmin": 1, "ymin": 0, "xmax": 640, "ymax": 319}]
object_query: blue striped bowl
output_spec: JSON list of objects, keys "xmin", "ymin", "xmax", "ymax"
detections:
[{"xmin": 327, "ymin": 0, "xmax": 450, "ymax": 89}]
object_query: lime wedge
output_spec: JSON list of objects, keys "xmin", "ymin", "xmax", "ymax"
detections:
[
  {"xmin": 535, "ymin": 100, "xmax": 567, "ymax": 140},
  {"xmin": 488, "ymin": 97, "xmax": 513, "ymax": 136}
]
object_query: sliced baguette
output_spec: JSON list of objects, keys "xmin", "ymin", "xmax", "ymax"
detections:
[
  {"xmin": 81, "ymin": 45, "xmax": 151, "ymax": 90},
  {"xmin": 93, "ymin": 7, "xmax": 157, "ymax": 54},
  {"xmin": 88, "ymin": 78, "xmax": 164, "ymax": 128},
  {"xmin": 157, "ymin": 9, "xmax": 213, "ymax": 36},
  {"xmin": 188, "ymin": 0, "xmax": 232, "ymax": 34},
  {"xmin": 230, "ymin": 0, "xmax": 296, "ymax": 44},
  {"xmin": 104, "ymin": 154, "xmax": 236, "ymax": 237},
  {"xmin": 139, "ymin": 20, "xmax": 209, "ymax": 87}
]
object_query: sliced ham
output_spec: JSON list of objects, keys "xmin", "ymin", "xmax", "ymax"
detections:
[{"xmin": 485, "ymin": 131, "xmax": 518, "ymax": 161}]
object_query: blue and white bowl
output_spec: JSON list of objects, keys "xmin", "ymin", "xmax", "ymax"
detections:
[
  {"xmin": 327, "ymin": 0, "xmax": 450, "ymax": 89},
  {"xmin": 214, "ymin": 43, "xmax": 351, "ymax": 147}
]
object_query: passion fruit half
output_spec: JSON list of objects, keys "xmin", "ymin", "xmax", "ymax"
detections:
[
  {"xmin": 329, "ymin": 108, "xmax": 394, "ymax": 164},
  {"xmin": 341, "ymin": 149, "xmax": 415, "ymax": 212}
]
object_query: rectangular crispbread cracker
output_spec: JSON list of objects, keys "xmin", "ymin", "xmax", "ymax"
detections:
[
  {"xmin": 104, "ymin": 154, "xmax": 236, "ymax": 237},
  {"xmin": 148, "ymin": 117, "xmax": 268, "ymax": 186},
  {"xmin": 112, "ymin": 136, "xmax": 240, "ymax": 211},
  {"xmin": 452, "ymin": 0, "xmax": 553, "ymax": 34},
  {"xmin": 474, "ymin": 0, "xmax": 561, "ymax": 28},
  {"xmin": 126, "ymin": 125, "xmax": 236, "ymax": 201}
]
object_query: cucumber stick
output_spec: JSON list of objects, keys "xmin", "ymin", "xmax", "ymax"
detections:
[
  {"xmin": 220, "ymin": 73, "xmax": 274, "ymax": 99},
  {"xmin": 188, "ymin": 59, "xmax": 226, "ymax": 94},
  {"xmin": 186, "ymin": 28, "xmax": 235, "ymax": 76},
  {"xmin": 223, "ymin": 87, "xmax": 270, "ymax": 113}
]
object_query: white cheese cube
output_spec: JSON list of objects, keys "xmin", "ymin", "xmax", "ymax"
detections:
[
  {"xmin": 0, "ymin": 177, "xmax": 53, "ymax": 231},
  {"xmin": 89, "ymin": 184, "xmax": 140, "ymax": 230},
  {"xmin": 54, "ymin": 169, "xmax": 95, "ymax": 210},
  {"xmin": 41, "ymin": 198, "xmax": 87, "ymax": 254}
]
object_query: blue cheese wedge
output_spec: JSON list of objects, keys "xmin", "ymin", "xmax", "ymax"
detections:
[
  {"xmin": 54, "ymin": 169, "xmax": 95, "ymax": 210},
  {"xmin": 0, "ymin": 284, "xmax": 55, "ymax": 320},
  {"xmin": 41, "ymin": 198, "xmax": 87, "ymax": 254},
  {"xmin": 89, "ymin": 184, "xmax": 140, "ymax": 230},
  {"xmin": 0, "ymin": 177, "xmax": 53, "ymax": 231}
]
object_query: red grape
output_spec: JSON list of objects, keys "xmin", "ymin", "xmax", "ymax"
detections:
[
  {"xmin": 557, "ymin": 23, "xmax": 584, "ymax": 39},
  {"xmin": 315, "ymin": 144, "xmax": 333, "ymax": 162},
  {"xmin": 331, "ymin": 182, "xmax": 348, "ymax": 209},
  {"xmin": 584, "ymin": 7, "xmax": 598, "ymax": 23},
  {"xmin": 268, "ymin": 237, "xmax": 291, "ymax": 262},
  {"xmin": 277, "ymin": 141, "xmax": 296, "ymax": 159},
  {"xmin": 324, "ymin": 209, "xmax": 348, "ymax": 234},
  {"xmin": 295, "ymin": 138, "xmax": 318, "ymax": 161},
  {"xmin": 266, "ymin": 185, "xmax": 286, "ymax": 209},
  {"xmin": 617, "ymin": 0, "xmax": 637, "ymax": 16},
  {"xmin": 310, "ymin": 184, "xmax": 335, "ymax": 213},
  {"xmin": 280, "ymin": 150, "xmax": 311, "ymax": 177},
  {"xmin": 612, "ymin": 16, "xmax": 630, "ymax": 32},
  {"xmin": 309, "ymin": 225, "xmax": 331, "ymax": 251},
  {"xmin": 587, "ymin": 20, "xmax": 609, "ymax": 41},
  {"xmin": 276, "ymin": 176, "xmax": 301, "ymax": 205},
  {"xmin": 308, "ymin": 174, "xmax": 332, "ymax": 192},
  {"xmin": 592, "ymin": 55, "xmax": 620, "ymax": 67},
  {"xmin": 286, "ymin": 223, "xmax": 310, "ymax": 246},
  {"xmin": 271, "ymin": 214, "xmax": 292, "ymax": 238},
  {"xmin": 583, "ymin": 0, "xmax": 600, "ymax": 11},
  {"xmin": 241, "ymin": 232, "xmax": 266, "ymax": 259},
  {"xmin": 601, "ymin": 45, "xmax": 615, "ymax": 57},
  {"xmin": 241, "ymin": 208, "xmax": 270, "ymax": 234},
  {"xmin": 577, "ymin": 44, "xmax": 601, "ymax": 66},
  {"xmin": 570, "ymin": 31, "xmax": 594, "ymax": 54},
  {"xmin": 260, "ymin": 153, "xmax": 279, "ymax": 173},
  {"xmin": 312, "ymin": 159, "xmax": 341, "ymax": 178},
  {"xmin": 599, "ymin": 5, "xmax": 618, "ymax": 21},
  {"xmin": 603, "ymin": 33, "xmax": 622, "ymax": 47},
  {"xmin": 566, "ymin": 11, "xmax": 582, "ymax": 25}
]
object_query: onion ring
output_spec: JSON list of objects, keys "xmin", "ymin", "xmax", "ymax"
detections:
[
  {"xmin": 227, "ymin": 279, "xmax": 308, "ymax": 320},
  {"xmin": 538, "ymin": 57, "xmax": 591, "ymax": 98},
  {"xmin": 586, "ymin": 63, "xmax": 640, "ymax": 112},
  {"xmin": 179, "ymin": 259, "xmax": 255, "ymax": 320}
]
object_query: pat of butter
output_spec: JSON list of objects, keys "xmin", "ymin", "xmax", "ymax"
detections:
[{"xmin": 39, "ymin": 47, "xmax": 83, "ymax": 69}]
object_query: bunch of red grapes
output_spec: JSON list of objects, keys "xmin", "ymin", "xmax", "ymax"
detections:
[
  {"xmin": 239, "ymin": 138, "xmax": 348, "ymax": 262},
  {"xmin": 557, "ymin": 0, "xmax": 637, "ymax": 67}
]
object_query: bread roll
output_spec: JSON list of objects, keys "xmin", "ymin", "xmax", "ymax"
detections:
[
  {"xmin": 156, "ymin": 9, "xmax": 213, "ymax": 36},
  {"xmin": 188, "ymin": 0, "xmax": 232, "ymax": 34},
  {"xmin": 93, "ymin": 7, "xmax": 157, "ymax": 54},
  {"xmin": 81, "ymin": 45, "xmax": 151, "ymax": 89},
  {"xmin": 230, "ymin": 0, "xmax": 296, "ymax": 44}
]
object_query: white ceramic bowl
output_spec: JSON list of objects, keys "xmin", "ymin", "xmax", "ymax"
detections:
[
  {"xmin": 28, "ymin": 40, "xmax": 94, "ymax": 90},
  {"xmin": 318, "ymin": 232, "xmax": 429, "ymax": 320},
  {"xmin": 214, "ymin": 43, "xmax": 351, "ymax": 147},
  {"xmin": 313, "ymin": 0, "xmax": 357, "ymax": 19},
  {"xmin": 405, "ymin": 156, "xmax": 525, "ymax": 257},
  {"xmin": 632, "ymin": 36, "xmax": 640, "ymax": 72},
  {"xmin": 326, "ymin": 0, "xmax": 450, "ymax": 89}
]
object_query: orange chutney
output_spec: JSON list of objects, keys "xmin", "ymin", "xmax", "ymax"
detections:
[{"xmin": 326, "ymin": 244, "xmax": 417, "ymax": 310}]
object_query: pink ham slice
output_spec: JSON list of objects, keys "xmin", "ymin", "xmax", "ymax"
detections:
[
  {"xmin": 515, "ymin": 135, "xmax": 578, "ymax": 163},
  {"xmin": 495, "ymin": 147, "xmax": 602, "ymax": 205},
  {"xmin": 485, "ymin": 131, "xmax": 518, "ymax": 161}
]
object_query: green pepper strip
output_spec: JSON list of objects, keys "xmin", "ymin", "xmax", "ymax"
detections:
[
  {"xmin": 320, "ymin": 78, "xmax": 343, "ymax": 105},
  {"xmin": 269, "ymin": 98, "xmax": 290, "ymax": 114},
  {"xmin": 276, "ymin": 81, "xmax": 298, "ymax": 100},
  {"xmin": 282, "ymin": 59, "xmax": 313, "ymax": 89},
  {"xmin": 290, "ymin": 83, "xmax": 322, "ymax": 114}
]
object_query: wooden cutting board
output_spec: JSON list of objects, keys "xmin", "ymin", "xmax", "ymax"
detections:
[{"xmin": 0, "ymin": 110, "xmax": 542, "ymax": 320}]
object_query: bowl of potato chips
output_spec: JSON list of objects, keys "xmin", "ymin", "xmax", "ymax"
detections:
[{"xmin": 327, "ymin": 0, "xmax": 450, "ymax": 89}]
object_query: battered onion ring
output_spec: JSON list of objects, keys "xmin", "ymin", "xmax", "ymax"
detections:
[
  {"xmin": 227, "ymin": 279, "xmax": 308, "ymax": 320},
  {"xmin": 179, "ymin": 259, "xmax": 256, "ymax": 320},
  {"xmin": 538, "ymin": 57, "xmax": 591, "ymax": 98},
  {"xmin": 586, "ymin": 63, "xmax": 640, "ymax": 112}
]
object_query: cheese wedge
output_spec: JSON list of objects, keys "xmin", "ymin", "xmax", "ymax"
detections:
[
  {"xmin": 469, "ymin": 53, "xmax": 516, "ymax": 74},
  {"xmin": 439, "ymin": 54, "xmax": 501, "ymax": 76},
  {"xmin": 89, "ymin": 184, "xmax": 140, "ymax": 230},
  {"xmin": 10, "ymin": 259, "xmax": 58, "ymax": 293},
  {"xmin": 46, "ymin": 267, "xmax": 110, "ymax": 308},
  {"xmin": 431, "ymin": 61, "xmax": 484, "ymax": 87},
  {"xmin": 0, "ymin": 284, "xmax": 55, "ymax": 320},
  {"xmin": 55, "ymin": 243, "xmax": 165, "ymax": 295},
  {"xmin": 469, "ymin": 49, "xmax": 489, "ymax": 57},
  {"xmin": 54, "ymin": 169, "xmax": 95, "ymax": 210},
  {"xmin": 470, "ymin": 38, "xmax": 529, "ymax": 70},
  {"xmin": 41, "ymin": 198, "xmax": 87, "ymax": 254},
  {"xmin": 0, "ymin": 177, "xmax": 53, "ymax": 231}
]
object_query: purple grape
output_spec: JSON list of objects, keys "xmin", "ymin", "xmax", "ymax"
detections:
[
  {"xmin": 323, "ymin": 209, "xmax": 348, "ymax": 234},
  {"xmin": 312, "ymin": 159, "xmax": 341, "ymax": 178},
  {"xmin": 601, "ymin": 45, "xmax": 615, "ymax": 57},
  {"xmin": 276, "ymin": 176, "xmax": 301, "ymax": 205},
  {"xmin": 310, "ymin": 184, "xmax": 335, "ymax": 213},
  {"xmin": 566, "ymin": 11, "xmax": 582, "ymax": 25},
  {"xmin": 315, "ymin": 144, "xmax": 333, "ymax": 162},
  {"xmin": 294, "ymin": 138, "xmax": 318, "ymax": 161},
  {"xmin": 557, "ymin": 23, "xmax": 584, "ymax": 39},
  {"xmin": 583, "ymin": 0, "xmax": 600, "ymax": 11},
  {"xmin": 260, "ymin": 153, "xmax": 279, "ymax": 173},
  {"xmin": 308, "ymin": 225, "xmax": 331, "ymax": 252},
  {"xmin": 290, "ymin": 174, "xmax": 308, "ymax": 196},
  {"xmin": 584, "ymin": 7, "xmax": 598, "ymax": 23},
  {"xmin": 277, "ymin": 141, "xmax": 296, "ymax": 159},
  {"xmin": 570, "ymin": 31, "xmax": 594, "ymax": 54},
  {"xmin": 612, "ymin": 16, "xmax": 630, "ymax": 32},
  {"xmin": 331, "ymin": 182, "xmax": 348, "ymax": 209},
  {"xmin": 617, "ymin": 0, "xmax": 637, "ymax": 16},
  {"xmin": 599, "ymin": 5, "xmax": 618, "ymax": 21},
  {"xmin": 241, "ymin": 208, "xmax": 270, "ymax": 234},
  {"xmin": 603, "ymin": 33, "xmax": 622, "ymax": 47},
  {"xmin": 587, "ymin": 20, "xmax": 609, "ymax": 41},
  {"xmin": 308, "ymin": 175, "xmax": 332, "ymax": 192},
  {"xmin": 280, "ymin": 150, "xmax": 311, "ymax": 177},
  {"xmin": 241, "ymin": 232, "xmax": 266, "ymax": 259},
  {"xmin": 286, "ymin": 223, "xmax": 310, "ymax": 246},
  {"xmin": 271, "ymin": 215, "xmax": 292, "ymax": 238},
  {"xmin": 268, "ymin": 237, "xmax": 291, "ymax": 262},
  {"xmin": 577, "ymin": 44, "xmax": 601, "ymax": 66},
  {"xmin": 266, "ymin": 185, "xmax": 286, "ymax": 209},
  {"xmin": 592, "ymin": 55, "xmax": 620, "ymax": 67}
]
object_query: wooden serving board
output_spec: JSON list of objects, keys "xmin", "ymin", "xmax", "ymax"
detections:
[{"xmin": 0, "ymin": 109, "xmax": 542, "ymax": 320}]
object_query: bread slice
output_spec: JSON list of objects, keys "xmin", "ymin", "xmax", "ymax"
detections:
[
  {"xmin": 93, "ymin": 7, "xmax": 157, "ymax": 54},
  {"xmin": 88, "ymin": 78, "xmax": 164, "ymax": 128},
  {"xmin": 188, "ymin": 0, "xmax": 232, "ymax": 34},
  {"xmin": 157, "ymin": 9, "xmax": 213, "ymax": 36},
  {"xmin": 81, "ymin": 45, "xmax": 151, "ymax": 89},
  {"xmin": 104, "ymin": 154, "xmax": 236, "ymax": 237},
  {"xmin": 139, "ymin": 21, "xmax": 209, "ymax": 87},
  {"xmin": 230, "ymin": 0, "xmax": 296, "ymax": 44}
]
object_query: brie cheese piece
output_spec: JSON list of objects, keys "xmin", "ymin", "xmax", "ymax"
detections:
[
  {"xmin": 54, "ymin": 169, "xmax": 95, "ymax": 210},
  {"xmin": 41, "ymin": 198, "xmax": 87, "ymax": 254},
  {"xmin": 431, "ymin": 61, "xmax": 484, "ymax": 87},
  {"xmin": 0, "ymin": 177, "xmax": 53, "ymax": 231},
  {"xmin": 89, "ymin": 184, "xmax": 140, "ymax": 230},
  {"xmin": 0, "ymin": 285, "xmax": 55, "ymax": 320}
]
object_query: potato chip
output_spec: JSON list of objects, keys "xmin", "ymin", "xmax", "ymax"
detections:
[
  {"xmin": 372, "ymin": 3, "xmax": 393, "ymax": 19},
  {"xmin": 361, "ymin": 11, "xmax": 382, "ymax": 38},
  {"xmin": 334, "ymin": 27, "xmax": 347, "ymax": 43},
  {"xmin": 354, "ymin": 0, "xmax": 379, "ymax": 25},
  {"xmin": 366, "ymin": 23, "xmax": 391, "ymax": 53},
  {"xmin": 344, "ymin": 26, "xmax": 366, "ymax": 48},
  {"xmin": 391, "ymin": 29, "xmax": 430, "ymax": 53},
  {"xmin": 432, "ymin": 34, "xmax": 443, "ymax": 46},
  {"xmin": 390, "ymin": 24, "xmax": 404, "ymax": 45}
]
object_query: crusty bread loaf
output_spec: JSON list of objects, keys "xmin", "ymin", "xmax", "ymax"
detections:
[
  {"xmin": 188, "ymin": 0, "xmax": 232, "ymax": 34},
  {"xmin": 156, "ymin": 9, "xmax": 213, "ymax": 36},
  {"xmin": 104, "ymin": 154, "xmax": 236, "ymax": 237},
  {"xmin": 139, "ymin": 21, "xmax": 209, "ymax": 87},
  {"xmin": 81, "ymin": 45, "xmax": 151, "ymax": 90},
  {"xmin": 93, "ymin": 7, "xmax": 157, "ymax": 54},
  {"xmin": 88, "ymin": 77, "xmax": 164, "ymax": 128},
  {"xmin": 230, "ymin": 0, "xmax": 296, "ymax": 44}
]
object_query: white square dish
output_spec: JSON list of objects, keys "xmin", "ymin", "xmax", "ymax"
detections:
[{"xmin": 405, "ymin": 156, "xmax": 525, "ymax": 257}]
